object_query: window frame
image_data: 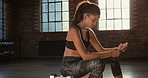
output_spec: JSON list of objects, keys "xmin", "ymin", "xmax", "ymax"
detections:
[
  {"xmin": 41, "ymin": 0, "xmax": 69, "ymax": 32},
  {"xmin": 0, "ymin": 0, "xmax": 4, "ymax": 39},
  {"xmin": 98, "ymin": 0, "xmax": 130, "ymax": 31}
]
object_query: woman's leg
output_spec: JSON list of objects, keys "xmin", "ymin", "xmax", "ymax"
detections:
[
  {"xmin": 88, "ymin": 59, "xmax": 105, "ymax": 78},
  {"xmin": 103, "ymin": 57, "xmax": 123, "ymax": 78},
  {"xmin": 110, "ymin": 58, "xmax": 123, "ymax": 78},
  {"xmin": 61, "ymin": 58, "xmax": 105, "ymax": 78}
]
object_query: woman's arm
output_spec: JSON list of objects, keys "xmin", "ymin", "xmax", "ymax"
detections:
[
  {"xmin": 69, "ymin": 27, "xmax": 120, "ymax": 60},
  {"xmin": 88, "ymin": 28, "xmax": 111, "ymax": 52},
  {"xmin": 88, "ymin": 28, "xmax": 128, "ymax": 53}
]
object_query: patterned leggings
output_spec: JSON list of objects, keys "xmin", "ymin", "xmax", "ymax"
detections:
[{"xmin": 60, "ymin": 57, "xmax": 122, "ymax": 78}]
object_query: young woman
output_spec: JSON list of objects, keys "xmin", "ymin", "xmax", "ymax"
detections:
[{"xmin": 60, "ymin": 1, "xmax": 128, "ymax": 78}]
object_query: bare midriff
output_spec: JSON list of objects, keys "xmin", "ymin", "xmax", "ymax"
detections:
[{"xmin": 64, "ymin": 47, "xmax": 81, "ymax": 57}]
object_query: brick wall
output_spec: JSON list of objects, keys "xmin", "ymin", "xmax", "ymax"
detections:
[{"xmin": 4, "ymin": 0, "xmax": 148, "ymax": 58}]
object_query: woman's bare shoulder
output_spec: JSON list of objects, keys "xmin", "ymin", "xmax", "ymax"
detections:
[
  {"xmin": 70, "ymin": 25, "xmax": 78, "ymax": 29},
  {"xmin": 69, "ymin": 26, "xmax": 79, "ymax": 33},
  {"xmin": 66, "ymin": 26, "xmax": 79, "ymax": 40}
]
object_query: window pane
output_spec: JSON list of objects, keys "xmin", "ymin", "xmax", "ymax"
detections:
[
  {"xmin": 49, "ymin": 0, "xmax": 54, "ymax": 2},
  {"xmin": 42, "ymin": 23, "xmax": 49, "ymax": 32},
  {"xmin": 55, "ymin": 0, "xmax": 61, "ymax": 1},
  {"xmin": 107, "ymin": 20, "xmax": 113, "ymax": 30},
  {"xmin": 122, "ymin": 0, "xmax": 129, "ymax": 8},
  {"xmin": 114, "ymin": 0, "xmax": 121, "ymax": 8},
  {"xmin": 114, "ymin": 9, "xmax": 121, "ymax": 18},
  {"xmin": 99, "ymin": 0, "xmax": 105, "ymax": 9},
  {"xmin": 100, "ymin": 10, "xmax": 106, "ymax": 19},
  {"xmin": 107, "ymin": 0, "xmax": 113, "ymax": 9},
  {"xmin": 42, "ymin": 0, "xmax": 48, "ymax": 2},
  {"xmin": 0, "ymin": 29, "xmax": 2, "ymax": 39},
  {"xmin": 63, "ymin": 22, "xmax": 69, "ymax": 31},
  {"xmin": 0, "ymin": 0, "xmax": 3, "ymax": 39},
  {"xmin": 42, "ymin": 13, "xmax": 48, "ymax": 22},
  {"xmin": 42, "ymin": 3, "xmax": 48, "ymax": 12},
  {"xmin": 0, "ymin": 1, "xmax": 2, "ymax": 8},
  {"xmin": 62, "ymin": 2, "xmax": 69, "ymax": 11},
  {"xmin": 56, "ymin": 22, "xmax": 62, "ymax": 32},
  {"xmin": 62, "ymin": 12, "xmax": 69, "ymax": 21},
  {"xmin": 114, "ymin": 20, "xmax": 121, "ymax": 30},
  {"xmin": 0, "ymin": 9, "xmax": 2, "ymax": 18},
  {"xmin": 49, "ymin": 3, "xmax": 55, "ymax": 12},
  {"xmin": 49, "ymin": 23, "xmax": 55, "ymax": 32},
  {"xmin": 41, "ymin": 0, "xmax": 69, "ymax": 32},
  {"xmin": 0, "ymin": 9, "xmax": 3, "ymax": 19},
  {"xmin": 0, "ymin": 19, "xmax": 2, "ymax": 28},
  {"xmin": 122, "ymin": 9, "xmax": 130, "ymax": 18},
  {"xmin": 122, "ymin": 19, "xmax": 130, "ymax": 29},
  {"xmin": 99, "ymin": 20, "xmax": 106, "ymax": 30},
  {"xmin": 107, "ymin": 9, "xmax": 113, "ymax": 19},
  {"xmin": 98, "ymin": 0, "xmax": 130, "ymax": 31},
  {"xmin": 56, "ymin": 12, "xmax": 61, "ymax": 21},
  {"xmin": 56, "ymin": 3, "xmax": 61, "ymax": 11},
  {"xmin": 49, "ymin": 13, "xmax": 55, "ymax": 21}
]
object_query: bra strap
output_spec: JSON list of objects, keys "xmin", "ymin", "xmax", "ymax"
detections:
[{"xmin": 75, "ymin": 24, "xmax": 85, "ymax": 41}]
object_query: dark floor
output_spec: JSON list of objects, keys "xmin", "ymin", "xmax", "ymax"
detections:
[{"xmin": 0, "ymin": 58, "xmax": 148, "ymax": 78}]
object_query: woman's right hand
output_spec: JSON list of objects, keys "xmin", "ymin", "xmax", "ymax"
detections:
[
  {"xmin": 118, "ymin": 42, "xmax": 128, "ymax": 52},
  {"xmin": 110, "ymin": 49, "xmax": 121, "ymax": 57}
]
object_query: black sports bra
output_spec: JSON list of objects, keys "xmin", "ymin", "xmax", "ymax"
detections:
[{"xmin": 65, "ymin": 25, "xmax": 90, "ymax": 50}]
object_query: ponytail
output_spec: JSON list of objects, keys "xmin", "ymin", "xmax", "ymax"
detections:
[{"xmin": 72, "ymin": 1, "xmax": 100, "ymax": 25}]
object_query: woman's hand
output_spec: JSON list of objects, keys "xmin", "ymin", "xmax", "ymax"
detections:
[
  {"xmin": 109, "ymin": 42, "xmax": 128, "ymax": 57},
  {"xmin": 110, "ymin": 49, "xmax": 120, "ymax": 57},
  {"xmin": 117, "ymin": 42, "xmax": 128, "ymax": 52}
]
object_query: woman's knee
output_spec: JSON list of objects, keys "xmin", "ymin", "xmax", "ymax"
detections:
[
  {"xmin": 89, "ymin": 59, "xmax": 105, "ymax": 69},
  {"xmin": 88, "ymin": 59, "xmax": 105, "ymax": 78}
]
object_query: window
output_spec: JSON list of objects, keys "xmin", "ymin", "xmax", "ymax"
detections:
[
  {"xmin": 0, "ymin": 0, "xmax": 4, "ymax": 39},
  {"xmin": 98, "ymin": 0, "xmax": 130, "ymax": 30},
  {"xmin": 41, "ymin": 0, "xmax": 69, "ymax": 32}
]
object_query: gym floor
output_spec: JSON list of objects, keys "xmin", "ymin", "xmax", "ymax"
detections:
[{"xmin": 0, "ymin": 58, "xmax": 148, "ymax": 78}]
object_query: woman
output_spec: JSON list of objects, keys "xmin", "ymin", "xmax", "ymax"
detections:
[{"xmin": 60, "ymin": 1, "xmax": 128, "ymax": 78}]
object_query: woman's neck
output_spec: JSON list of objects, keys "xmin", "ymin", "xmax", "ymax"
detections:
[{"xmin": 77, "ymin": 22, "xmax": 86, "ymax": 30}]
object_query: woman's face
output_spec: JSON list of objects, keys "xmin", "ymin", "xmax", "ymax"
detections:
[{"xmin": 84, "ymin": 14, "xmax": 100, "ymax": 28}]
